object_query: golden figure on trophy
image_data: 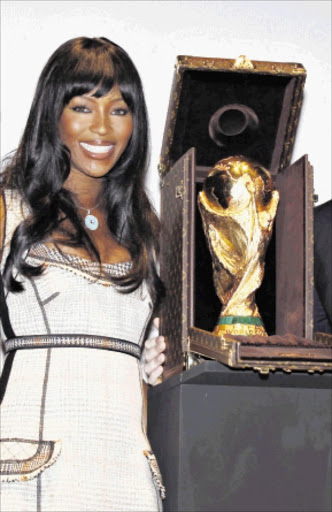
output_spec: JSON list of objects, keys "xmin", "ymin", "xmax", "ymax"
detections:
[{"xmin": 198, "ymin": 156, "xmax": 279, "ymax": 337}]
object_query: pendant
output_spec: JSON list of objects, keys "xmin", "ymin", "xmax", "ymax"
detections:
[{"xmin": 85, "ymin": 214, "xmax": 99, "ymax": 231}]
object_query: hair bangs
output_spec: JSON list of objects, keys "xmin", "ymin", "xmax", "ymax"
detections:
[
  {"xmin": 46, "ymin": 37, "xmax": 139, "ymax": 117},
  {"xmin": 60, "ymin": 56, "xmax": 116, "ymax": 106}
]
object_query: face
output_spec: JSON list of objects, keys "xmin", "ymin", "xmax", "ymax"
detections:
[{"xmin": 59, "ymin": 86, "xmax": 133, "ymax": 183}]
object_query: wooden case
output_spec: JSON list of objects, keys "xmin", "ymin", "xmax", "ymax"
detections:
[{"xmin": 159, "ymin": 55, "xmax": 332, "ymax": 378}]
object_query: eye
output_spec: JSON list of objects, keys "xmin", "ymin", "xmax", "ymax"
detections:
[
  {"xmin": 71, "ymin": 105, "xmax": 91, "ymax": 113},
  {"xmin": 111, "ymin": 108, "xmax": 130, "ymax": 116}
]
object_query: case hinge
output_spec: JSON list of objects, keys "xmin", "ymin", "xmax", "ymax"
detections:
[{"xmin": 182, "ymin": 335, "xmax": 190, "ymax": 352}]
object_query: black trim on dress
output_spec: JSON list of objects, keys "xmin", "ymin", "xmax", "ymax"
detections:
[
  {"xmin": 0, "ymin": 274, "xmax": 15, "ymax": 340},
  {"xmin": 0, "ymin": 274, "xmax": 16, "ymax": 405}
]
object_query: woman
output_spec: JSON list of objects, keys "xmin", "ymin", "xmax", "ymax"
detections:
[{"xmin": 0, "ymin": 36, "xmax": 165, "ymax": 511}]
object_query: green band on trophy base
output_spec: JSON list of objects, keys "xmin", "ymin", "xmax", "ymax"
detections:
[{"xmin": 218, "ymin": 316, "xmax": 264, "ymax": 326}]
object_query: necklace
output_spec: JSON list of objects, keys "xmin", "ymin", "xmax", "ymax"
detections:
[{"xmin": 77, "ymin": 201, "xmax": 101, "ymax": 231}]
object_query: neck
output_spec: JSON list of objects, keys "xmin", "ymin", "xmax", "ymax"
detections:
[
  {"xmin": 63, "ymin": 169, "xmax": 102, "ymax": 208},
  {"xmin": 77, "ymin": 196, "xmax": 101, "ymax": 211}
]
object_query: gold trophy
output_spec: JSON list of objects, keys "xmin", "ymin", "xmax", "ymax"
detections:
[{"xmin": 198, "ymin": 156, "xmax": 279, "ymax": 337}]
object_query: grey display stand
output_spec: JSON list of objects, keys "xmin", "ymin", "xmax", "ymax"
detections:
[{"xmin": 147, "ymin": 361, "xmax": 332, "ymax": 512}]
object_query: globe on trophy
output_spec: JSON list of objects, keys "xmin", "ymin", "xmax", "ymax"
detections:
[{"xmin": 198, "ymin": 156, "xmax": 279, "ymax": 337}]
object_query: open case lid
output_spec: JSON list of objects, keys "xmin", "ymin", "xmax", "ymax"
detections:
[{"xmin": 159, "ymin": 55, "xmax": 306, "ymax": 178}]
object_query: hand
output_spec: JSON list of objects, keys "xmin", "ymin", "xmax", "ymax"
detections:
[{"xmin": 142, "ymin": 318, "xmax": 166, "ymax": 386}]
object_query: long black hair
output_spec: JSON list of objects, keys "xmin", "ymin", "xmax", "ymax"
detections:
[{"xmin": 1, "ymin": 36, "xmax": 164, "ymax": 305}]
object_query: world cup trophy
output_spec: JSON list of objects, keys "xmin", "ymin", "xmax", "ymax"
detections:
[{"xmin": 198, "ymin": 156, "xmax": 279, "ymax": 337}]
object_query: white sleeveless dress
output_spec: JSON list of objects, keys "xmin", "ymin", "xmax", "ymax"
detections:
[{"xmin": 0, "ymin": 190, "xmax": 165, "ymax": 512}]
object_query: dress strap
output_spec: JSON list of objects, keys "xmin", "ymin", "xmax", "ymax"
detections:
[{"xmin": 4, "ymin": 334, "xmax": 141, "ymax": 359}]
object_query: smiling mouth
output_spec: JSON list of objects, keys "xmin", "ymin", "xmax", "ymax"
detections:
[{"xmin": 80, "ymin": 142, "xmax": 114, "ymax": 154}]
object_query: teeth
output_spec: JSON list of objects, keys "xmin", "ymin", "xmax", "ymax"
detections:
[{"xmin": 80, "ymin": 142, "xmax": 113, "ymax": 154}]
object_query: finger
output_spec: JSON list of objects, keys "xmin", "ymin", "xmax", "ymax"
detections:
[
  {"xmin": 146, "ymin": 340, "xmax": 166, "ymax": 362},
  {"xmin": 153, "ymin": 317, "xmax": 160, "ymax": 329},
  {"xmin": 144, "ymin": 337, "xmax": 157, "ymax": 350},
  {"xmin": 148, "ymin": 365, "xmax": 164, "ymax": 386},
  {"xmin": 144, "ymin": 352, "xmax": 165, "ymax": 375},
  {"xmin": 144, "ymin": 338, "xmax": 166, "ymax": 362},
  {"xmin": 144, "ymin": 334, "xmax": 165, "ymax": 350},
  {"xmin": 143, "ymin": 335, "xmax": 165, "ymax": 354},
  {"xmin": 144, "ymin": 352, "xmax": 165, "ymax": 374}
]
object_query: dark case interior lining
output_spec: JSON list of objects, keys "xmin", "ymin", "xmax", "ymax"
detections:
[{"xmin": 171, "ymin": 70, "xmax": 295, "ymax": 172}]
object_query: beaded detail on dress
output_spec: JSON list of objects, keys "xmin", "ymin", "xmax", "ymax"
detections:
[
  {"xmin": 4, "ymin": 334, "xmax": 141, "ymax": 358},
  {"xmin": 28, "ymin": 243, "xmax": 132, "ymax": 285}
]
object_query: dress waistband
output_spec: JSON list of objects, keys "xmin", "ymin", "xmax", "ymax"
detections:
[{"xmin": 4, "ymin": 334, "xmax": 141, "ymax": 359}]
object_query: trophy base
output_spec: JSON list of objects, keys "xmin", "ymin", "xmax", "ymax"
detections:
[{"xmin": 213, "ymin": 316, "xmax": 267, "ymax": 337}]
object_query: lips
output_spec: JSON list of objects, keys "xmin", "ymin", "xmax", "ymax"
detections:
[{"xmin": 79, "ymin": 141, "xmax": 115, "ymax": 159}]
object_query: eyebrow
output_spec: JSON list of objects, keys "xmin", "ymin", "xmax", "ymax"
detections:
[{"xmin": 74, "ymin": 95, "xmax": 125, "ymax": 103}]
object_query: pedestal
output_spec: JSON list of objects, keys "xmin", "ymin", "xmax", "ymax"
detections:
[{"xmin": 148, "ymin": 361, "xmax": 332, "ymax": 512}]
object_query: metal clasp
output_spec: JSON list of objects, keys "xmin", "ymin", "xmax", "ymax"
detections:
[
  {"xmin": 175, "ymin": 181, "xmax": 184, "ymax": 199},
  {"xmin": 233, "ymin": 55, "xmax": 254, "ymax": 70}
]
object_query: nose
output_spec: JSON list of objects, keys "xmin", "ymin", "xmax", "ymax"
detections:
[{"xmin": 90, "ymin": 109, "xmax": 108, "ymax": 135}]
